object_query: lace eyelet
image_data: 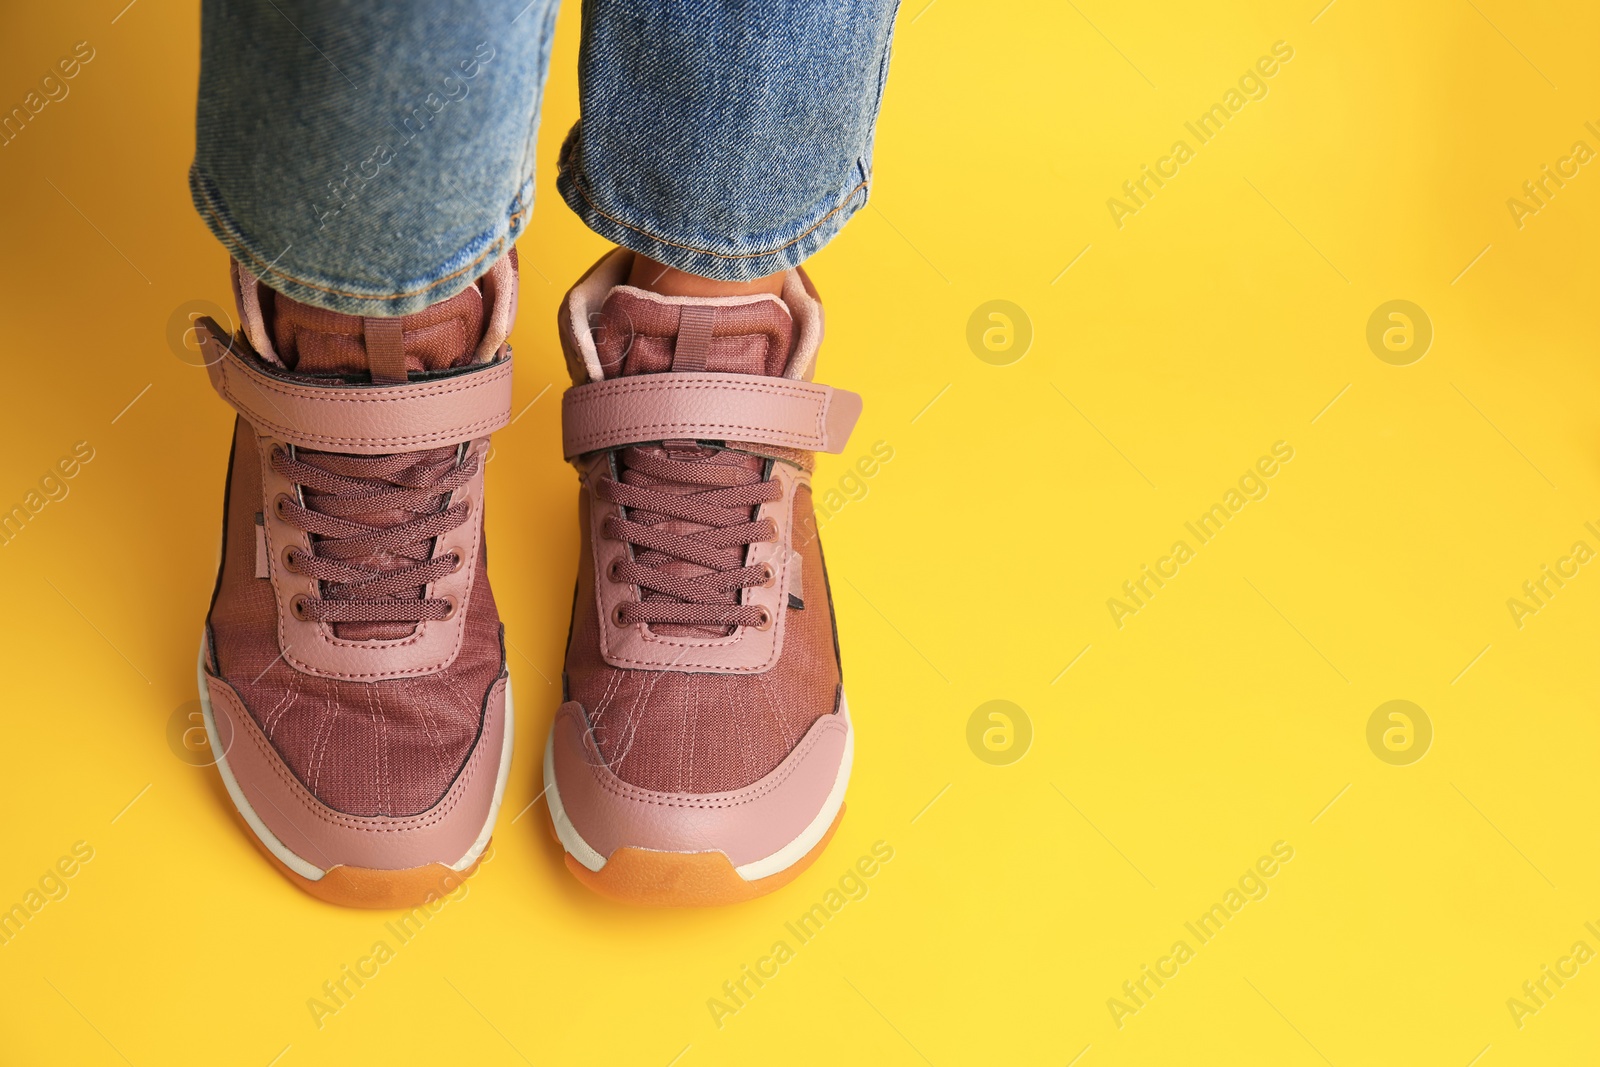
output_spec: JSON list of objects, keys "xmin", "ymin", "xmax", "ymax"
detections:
[
  {"xmin": 447, "ymin": 550, "xmax": 465, "ymax": 574},
  {"xmin": 281, "ymin": 546, "xmax": 299, "ymax": 573},
  {"xmin": 759, "ymin": 563, "xmax": 776, "ymax": 588},
  {"xmin": 440, "ymin": 596, "xmax": 458, "ymax": 621},
  {"xmin": 290, "ymin": 594, "xmax": 311, "ymax": 621},
  {"xmin": 752, "ymin": 606, "xmax": 774, "ymax": 631},
  {"xmin": 607, "ymin": 558, "xmax": 626, "ymax": 583},
  {"xmin": 611, "ymin": 604, "xmax": 630, "ymax": 627},
  {"xmin": 273, "ymin": 494, "xmax": 293, "ymax": 520}
]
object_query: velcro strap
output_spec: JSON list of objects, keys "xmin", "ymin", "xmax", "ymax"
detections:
[
  {"xmin": 198, "ymin": 317, "xmax": 513, "ymax": 454},
  {"xmin": 561, "ymin": 372, "xmax": 861, "ymax": 459}
]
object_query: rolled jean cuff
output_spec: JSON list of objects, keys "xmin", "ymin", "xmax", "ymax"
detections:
[
  {"xmin": 556, "ymin": 128, "xmax": 872, "ymax": 281},
  {"xmin": 189, "ymin": 163, "xmax": 534, "ymax": 318}
]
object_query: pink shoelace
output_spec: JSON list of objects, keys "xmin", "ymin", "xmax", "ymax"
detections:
[
  {"xmin": 270, "ymin": 445, "xmax": 475, "ymax": 624},
  {"xmin": 598, "ymin": 444, "xmax": 782, "ymax": 629}
]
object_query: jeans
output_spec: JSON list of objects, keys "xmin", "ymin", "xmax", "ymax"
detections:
[{"xmin": 190, "ymin": 0, "xmax": 901, "ymax": 316}]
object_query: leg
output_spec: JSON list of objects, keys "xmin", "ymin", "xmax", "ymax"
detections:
[
  {"xmin": 556, "ymin": 0, "xmax": 900, "ymax": 282},
  {"xmin": 544, "ymin": 0, "xmax": 900, "ymax": 905},
  {"xmin": 190, "ymin": 0, "xmax": 556, "ymax": 906},
  {"xmin": 192, "ymin": 0, "xmax": 560, "ymax": 314}
]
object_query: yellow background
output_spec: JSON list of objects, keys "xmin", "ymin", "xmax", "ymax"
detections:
[{"xmin": 2, "ymin": 0, "xmax": 1598, "ymax": 1064}]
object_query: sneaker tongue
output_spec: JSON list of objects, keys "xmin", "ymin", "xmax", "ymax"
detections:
[
  {"xmin": 593, "ymin": 285, "xmax": 791, "ymax": 637},
  {"xmin": 298, "ymin": 446, "xmax": 460, "ymax": 643},
  {"xmin": 592, "ymin": 286, "xmax": 793, "ymax": 380},
  {"xmin": 268, "ymin": 284, "xmax": 486, "ymax": 378},
  {"xmin": 260, "ymin": 287, "xmax": 485, "ymax": 639}
]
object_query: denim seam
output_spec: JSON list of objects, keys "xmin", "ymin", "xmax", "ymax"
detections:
[
  {"xmin": 563, "ymin": 165, "xmax": 871, "ymax": 262},
  {"xmin": 193, "ymin": 162, "xmax": 531, "ymax": 301},
  {"xmin": 862, "ymin": 1, "xmax": 903, "ymax": 183}
]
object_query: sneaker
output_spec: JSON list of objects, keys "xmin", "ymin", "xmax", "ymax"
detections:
[
  {"xmin": 544, "ymin": 250, "xmax": 861, "ymax": 905},
  {"xmin": 195, "ymin": 253, "xmax": 520, "ymax": 908}
]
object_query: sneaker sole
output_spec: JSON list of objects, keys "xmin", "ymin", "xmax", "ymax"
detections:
[
  {"xmin": 542, "ymin": 695, "xmax": 852, "ymax": 907},
  {"xmin": 196, "ymin": 639, "xmax": 513, "ymax": 909}
]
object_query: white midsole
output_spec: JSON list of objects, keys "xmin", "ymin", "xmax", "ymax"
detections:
[
  {"xmin": 196, "ymin": 639, "xmax": 514, "ymax": 880},
  {"xmin": 543, "ymin": 692, "xmax": 853, "ymax": 882}
]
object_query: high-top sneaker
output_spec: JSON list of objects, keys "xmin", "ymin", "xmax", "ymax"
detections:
[
  {"xmin": 195, "ymin": 253, "xmax": 520, "ymax": 908},
  {"xmin": 544, "ymin": 250, "xmax": 862, "ymax": 906}
]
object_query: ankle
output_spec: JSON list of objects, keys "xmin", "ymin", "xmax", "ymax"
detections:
[{"xmin": 626, "ymin": 252, "xmax": 784, "ymax": 298}]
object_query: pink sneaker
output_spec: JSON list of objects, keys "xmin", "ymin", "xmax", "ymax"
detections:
[
  {"xmin": 544, "ymin": 250, "xmax": 862, "ymax": 905},
  {"xmin": 195, "ymin": 254, "xmax": 519, "ymax": 908}
]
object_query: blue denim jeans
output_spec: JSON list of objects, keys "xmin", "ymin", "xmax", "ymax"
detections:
[{"xmin": 190, "ymin": 0, "xmax": 900, "ymax": 316}]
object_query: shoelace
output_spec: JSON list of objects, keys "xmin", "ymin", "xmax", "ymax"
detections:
[
  {"xmin": 270, "ymin": 444, "xmax": 476, "ymax": 624},
  {"xmin": 598, "ymin": 445, "xmax": 782, "ymax": 629}
]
